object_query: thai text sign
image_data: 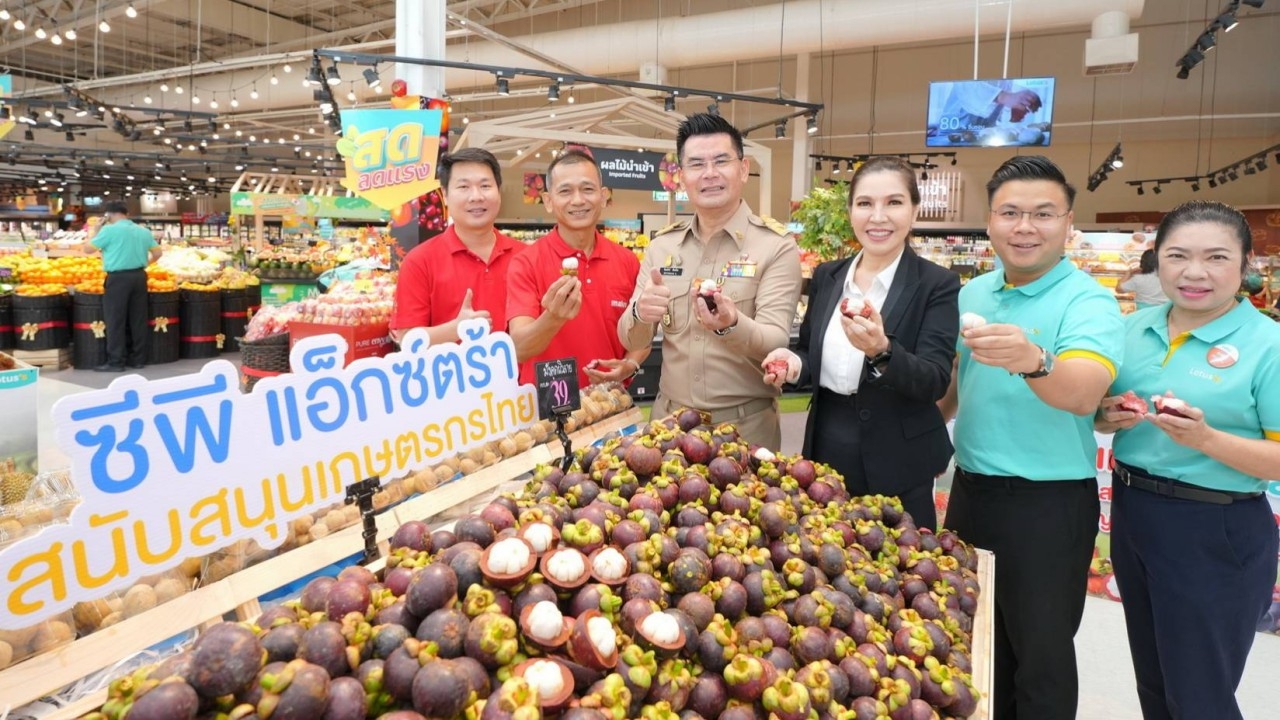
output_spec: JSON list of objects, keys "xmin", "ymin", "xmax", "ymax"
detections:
[
  {"xmin": 591, "ymin": 147, "xmax": 665, "ymax": 191},
  {"xmin": 0, "ymin": 322, "xmax": 536, "ymax": 629},
  {"xmin": 339, "ymin": 109, "xmax": 444, "ymax": 210}
]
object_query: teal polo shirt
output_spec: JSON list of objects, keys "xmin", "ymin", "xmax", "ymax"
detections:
[
  {"xmin": 954, "ymin": 257, "xmax": 1125, "ymax": 480},
  {"xmin": 1111, "ymin": 299, "xmax": 1280, "ymax": 493},
  {"xmin": 91, "ymin": 219, "xmax": 157, "ymax": 272}
]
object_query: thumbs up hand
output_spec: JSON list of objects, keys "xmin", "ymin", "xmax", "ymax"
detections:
[
  {"xmin": 454, "ymin": 288, "xmax": 491, "ymax": 323},
  {"xmin": 635, "ymin": 267, "xmax": 672, "ymax": 324}
]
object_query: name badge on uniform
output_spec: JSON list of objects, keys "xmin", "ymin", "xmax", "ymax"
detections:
[
  {"xmin": 724, "ymin": 259, "xmax": 758, "ymax": 278},
  {"xmin": 660, "ymin": 254, "xmax": 684, "ymax": 276}
]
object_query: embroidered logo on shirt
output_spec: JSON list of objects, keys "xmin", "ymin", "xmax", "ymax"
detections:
[{"xmin": 1206, "ymin": 344, "xmax": 1238, "ymax": 369}]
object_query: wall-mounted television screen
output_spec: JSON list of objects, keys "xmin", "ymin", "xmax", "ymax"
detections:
[{"xmin": 926, "ymin": 77, "xmax": 1055, "ymax": 148}]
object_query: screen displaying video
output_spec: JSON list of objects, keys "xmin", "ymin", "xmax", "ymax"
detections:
[{"xmin": 926, "ymin": 77, "xmax": 1055, "ymax": 148}]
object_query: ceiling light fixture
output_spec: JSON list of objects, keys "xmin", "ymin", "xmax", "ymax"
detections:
[
  {"xmin": 126, "ymin": 4, "xmax": 138, "ymax": 19},
  {"xmin": 547, "ymin": 82, "xmax": 560, "ymax": 102},
  {"xmin": 775, "ymin": 122, "xmax": 786, "ymax": 139},
  {"xmin": 664, "ymin": 95, "xmax": 675, "ymax": 112},
  {"xmin": 99, "ymin": 20, "xmax": 111, "ymax": 33},
  {"xmin": 363, "ymin": 67, "xmax": 381, "ymax": 89},
  {"xmin": 1152, "ymin": 183, "xmax": 1162, "ymax": 194},
  {"xmin": 143, "ymin": 94, "xmax": 152, "ymax": 104},
  {"xmin": 174, "ymin": 85, "xmax": 184, "ymax": 94},
  {"xmin": 326, "ymin": 64, "xmax": 341, "ymax": 86},
  {"xmin": 283, "ymin": 63, "xmax": 292, "ymax": 73},
  {"xmin": 250, "ymin": 84, "xmax": 259, "ymax": 100},
  {"xmin": 270, "ymin": 74, "xmax": 279, "ymax": 86},
  {"xmin": 64, "ymin": 29, "xmax": 75, "ymax": 40},
  {"xmin": 0, "ymin": 10, "xmax": 9, "ymax": 21},
  {"xmin": 806, "ymin": 114, "xmax": 818, "ymax": 135},
  {"xmin": 160, "ymin": 83, "xmax": 169, "ymax": 93},
  {"xmin": 12, "ymin": 19, "xmax": 24, "ymax": 31},
  {"xmin": 307, "ymin": 62, "xmax": 324, "ymax": 87},
  {"xmin": 34, "ymin": 27, "xmax": 46, "ymax": 39},
  {"xmin": 496, "ymin": 76, "xmax": 510, "ymax": 95},
  {"xmin": 50, "ymin": 33, "xmax": 63, "ymax": 45}
]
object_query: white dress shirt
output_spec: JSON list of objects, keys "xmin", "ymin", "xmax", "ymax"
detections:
[{"xmin": 818, "ymin": 250, "xmax": 903, "ymax": 395}]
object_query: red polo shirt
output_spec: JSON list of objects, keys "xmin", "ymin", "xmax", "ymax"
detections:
[
  {"xmin": 390, "ymin": 226, "xmax": 525, "ymax": 335},
  {"xmin": 507, "ymin": 228, "xmax": 640, "ymax": 387}
]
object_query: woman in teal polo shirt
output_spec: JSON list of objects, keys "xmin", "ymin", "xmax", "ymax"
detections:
[{"xmin": 1096, "ymin": 200, "xmax": 1280, "ymax": 720}]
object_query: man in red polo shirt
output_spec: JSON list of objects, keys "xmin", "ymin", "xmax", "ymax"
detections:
[
  {"xmin": 390, "ymin": 148, "xmax": 525, "ymax": 344},
  {"xmin": 508, "ymin": 149, "xmax": 647, "ymax": 388}
]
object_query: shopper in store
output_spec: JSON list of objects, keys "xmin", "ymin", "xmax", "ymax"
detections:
[
  {"xmin": 84, "ymin": 201, "xmax": 162, "ymax": 372},
  {"xmin": 938, "ymin": 155, "xmax": 1125, "ymax": 720},
  {"xmin": 1118, "ymin": 249, "xmax": 1168, "ymax": 309},
  {"xmin": 507, "ymin": 149, "xmax": 647, "ymax": 388},
  {"xmin": 390, "ymin": 148, "xmax": 525, "ymax": 345},
  {"xmin": 620, "ymin": 113, "xmax": 802, "ymax": 450},
  {"xmin": 1095, "ymin": 200, "xmax": 1280, "ymax": 720},
  {"xmin": 760, "ymin": 157, "xmax": 959, "ymax": 529}
]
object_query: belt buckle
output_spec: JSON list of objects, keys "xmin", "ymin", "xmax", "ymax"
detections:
[{"xmin": 1115, "ymin": 465, "xmax": 1132, "ymax": 486}]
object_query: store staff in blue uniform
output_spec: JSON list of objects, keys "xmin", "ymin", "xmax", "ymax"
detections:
[
  {"xmin": 939, "ymin": 155, "xmax": 1125, "ymax": 720},
  {"xmin": 85, "ymin": 201, "xmax": 162, "ymax": 371},
  {"xmin": 1096, "ymin": 200, "xmax": 1280, "ymax": 720}
]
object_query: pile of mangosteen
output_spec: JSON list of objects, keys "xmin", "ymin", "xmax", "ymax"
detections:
[{"xmin": 83, "ymin": 409, "xmax": 984, "ymax": 720}]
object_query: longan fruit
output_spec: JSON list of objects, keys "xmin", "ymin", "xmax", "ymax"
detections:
[{"xmin": 123, "ymin": 584, "xmax": 159, "ymax": 617}]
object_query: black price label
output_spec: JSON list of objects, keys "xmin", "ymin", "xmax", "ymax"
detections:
[{"xmin": 535, "ymin": 357, "xmax": 581, "ymax": 419}]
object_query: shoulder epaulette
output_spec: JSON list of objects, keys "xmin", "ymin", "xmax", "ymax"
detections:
[
  {"xmin": 755, "ymin": 215, "xmax": 791, "ymax": 236},
  {"xmin": 653, "ymin": 220, "xmax": 689, "ymax": 236}
]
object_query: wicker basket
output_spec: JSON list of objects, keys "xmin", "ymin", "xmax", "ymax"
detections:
[{"xmin": 238, "ymin": 332, "xmax": 291, "ymax": 393}]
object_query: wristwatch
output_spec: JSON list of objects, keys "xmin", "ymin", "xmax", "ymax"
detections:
[
  {"xmin": 867, "ymin": 348, "xmax": 892, "ymax": 378},
  {"xmin": 1018, "ymin": 345, "xmax": 1054, "ymax": 379},
  {"xmin": 713, "ymin": 318, "xmax": 739, "ymax": 336}
]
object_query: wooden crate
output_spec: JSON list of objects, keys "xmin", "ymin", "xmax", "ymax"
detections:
[
  {"xmin": 1, "ymin": 408, "xmax": 644, "ymax": 716},
  {"xmin": 972, "ymin": 548, "xmax": 996, "ymax": 720},
  {"xmin": 13, "ymin": 347, "xmax": 71, "ymax": 370}
]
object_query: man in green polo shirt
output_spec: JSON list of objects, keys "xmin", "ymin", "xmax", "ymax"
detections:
[
  {"xmin": 86, "ymin": 201, "xmax": 161, "ymax": 371},
  {"xmin": 939, "ymin": 156, "xmax": 1124, "ymax": 720}
]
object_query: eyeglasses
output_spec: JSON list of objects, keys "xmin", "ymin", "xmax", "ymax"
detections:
[
  {"xmin": 681, "ymin": 155, "xmax": 739, "ymax": 174},
  {"xmin": 990, "ymin": 208, "xmax": 1070, "ymax": 226}
]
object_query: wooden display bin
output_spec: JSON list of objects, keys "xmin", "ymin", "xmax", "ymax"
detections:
[{"xmin": 1, "ymin": 405, "xmax": 995, "ymax": 720}]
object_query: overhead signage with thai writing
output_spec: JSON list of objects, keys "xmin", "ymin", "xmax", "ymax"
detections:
[
  {"xmin": 0, "ymin": 321, "xmax": 536, "ymax": 629},
  {"xmin": 229, "ymin": 192, "xmax": 391, "ymax": 222},
  {"xmin": 591, "ymin": 147, "xmax": 665, "ymax": 191},
  {"xmin": 337, "ymin": 109, "xmax": 444, "ymax": 210}
]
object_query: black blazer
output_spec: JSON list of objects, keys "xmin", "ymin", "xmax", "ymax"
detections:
[{"xmin": 795, "ymin": 246, "xmax": 960, "ymax": 496}]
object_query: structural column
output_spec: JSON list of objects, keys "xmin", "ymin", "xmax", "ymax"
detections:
[
  {"xmin": 395, "ymin": 0, "xmax": 446, "ymax": 97},
  {"xmin": 790, "ymin": 52, "xmax": 813, "ymax": 204}
]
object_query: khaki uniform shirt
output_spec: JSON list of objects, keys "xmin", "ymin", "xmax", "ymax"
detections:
[{"xmin": 619, "ymin": 200, "xmax": 802, "ymax": 412}]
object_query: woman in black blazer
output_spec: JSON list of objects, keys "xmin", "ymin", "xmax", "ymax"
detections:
[{"xmin": 763, "ymin": 157, "xmax": 959, "ymax": 529}]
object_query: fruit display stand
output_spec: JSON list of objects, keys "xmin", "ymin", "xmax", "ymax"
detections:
[{"xmin": 0, "ymin": 406, "xmax": 645, "ymax": 715}]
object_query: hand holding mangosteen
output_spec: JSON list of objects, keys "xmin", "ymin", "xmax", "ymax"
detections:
[
  {"xmin": 1097, "ymin": 391, "xmax": 1147, "ymax": 431},
  {"xmin": 541, "ymin": 274, "xmax": 583, "ymax": 323},
  {"xmin": 837, "ymin": 301, "xmax": 890, "ymax": 357},
  {"xmin": 760, "ymin": 348, "xmax": 801, "ymax": 388},
  {"xmin": 583, "ymin": 358, "xmax": 635, "ymax": 385},
  {"xmin": 1147, "ymin": 392, "xmax": 1213, "ymax": 450},
  {"xmin": 960, "ymin": 322, "xmax": 1042, "ymax": 375},
  {"xmin": 694, "ymin": 284, "xmax": 739, "ymax": 333}
]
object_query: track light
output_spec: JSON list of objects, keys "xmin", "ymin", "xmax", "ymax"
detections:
[
  {"xmin": 326, "ymin": 64, "xmax": 342, "ymax": 86},
  {"xmin": 832, "ymin": 162, "xmax": 842, "ymax": 175},
  {"xmin": 846, "ymin": 160, "xmax": 855, "ymax": 172},
  {"xmin": 363, "ymin": 67, "xmax": 381, "ymax": 89},
  {"xmin": 25, "ymin": 128, "xmax": 35, "ymax": 141},
  {"xmin": 774, "ymin": 123, "xmax": 786, "ymax": 139},
  {"xmin": 1110, "ymin": 153, "xmax": 1124, "ymax": 169},
  {"xmin": 707, "ymin": 102, "xmax": 720, "ymax": 116},
  {"xmin": 814, "ymin": 159, "xmax": 822, "ymax": 172},
  {"xmin": 1176, "ymin": 64, "xmax": 1192, "ymax": 80},
  {"xmin": 307, "ymin": 62, "xmax": 324, "ymax": 87},
  {"xmin": 496, "ymin": 76, "xmax": 509, "ymax": 95},
  {"xmin": 1228, "ymin": 167, "xmax": 1239, "ymax": 181},
  {"xmin": 806, "ymin": 114, "xmax": 818, "ymax": 135},
  {"xmin": 1190, "ymin": 180, "xmax": 1201, "ymax": 191},
  {"xmin": 664, "ymin": 95, "xmax": 675, "ymax": 112},
  {"xmin": 1257, "ymin": 156, "xmax": 1268, "ymax": 171},
  {"xmin": 1244, "ymin": 163, "xmax": 1256, "ymax": 175},
  {"xmin": 1185, "ymin": 47, "xmax": 1205, "ymax": 66},
  {"xmin": 1241, "ymin": 0, "xmax": 1263, "ymax": 8},
  {"xmin": 1208, "ymin": 177, "xmax": 1218, "ymax": 188},
  {"xmin": 1197, "ymin": 32, "xmax": 1216, "ymax": 52},
  {"xmin": 1152, "ymin": 183, "xmax": 1162, "ymax": 194},
  {"xmin": 1136, "ymin": 184, "xmax": 1145, "ymax": 195},
  {"xmin": 547, "ymin": 82, "xmax": 560, "ymax": 102},
  {"xmin": 49, "ymin": 113, "xmax": 64, "ymax": 127},
  {"xmin": 65, "ymin": 131, "xmax": 74, "ymax": 142}
]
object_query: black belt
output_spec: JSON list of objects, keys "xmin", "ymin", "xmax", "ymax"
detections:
[
  {"xmin": 1113, "ymin": 461, "xmax": 1262, "ymax": 505},
  {"xmin": 106, "ymin": 268, "xmax": 146, "ymax": 274}
]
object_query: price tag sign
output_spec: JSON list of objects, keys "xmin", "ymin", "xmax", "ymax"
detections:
[{"xmin": 535, "ymin": 357, "xmax": 581, "ymax": 419}]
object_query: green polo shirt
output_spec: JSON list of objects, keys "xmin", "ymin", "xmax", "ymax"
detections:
[
  {"xmin": 954, "ymin": 257, "xmax": 1125, "ymax": 480},
  {"xmin": 91, "ymin": 219, "xmax": 157, "ymax": 272},
  {"xmin": 1111, "ymin": 299, "xmax": 1280, "ymax": 493}
]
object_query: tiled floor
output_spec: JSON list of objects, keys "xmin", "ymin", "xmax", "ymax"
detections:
[{"xmin": 29, "ymin": 361, "xmax": 1280, "ymax": 718}]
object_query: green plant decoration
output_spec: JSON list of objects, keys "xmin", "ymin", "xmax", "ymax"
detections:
[{"xmin": 791, "ymin": 181, "xmax": 858, "ymax": 262}]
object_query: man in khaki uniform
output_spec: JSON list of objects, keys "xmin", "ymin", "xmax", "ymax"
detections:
[{"xmin": 619, "ymin": 113, "xmax": 802, "ymax": 449}]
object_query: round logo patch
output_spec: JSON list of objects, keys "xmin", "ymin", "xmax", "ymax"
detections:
[{"xmin": 1206, "ymin": 344, "xmax": 1239, "ymax": 369}]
